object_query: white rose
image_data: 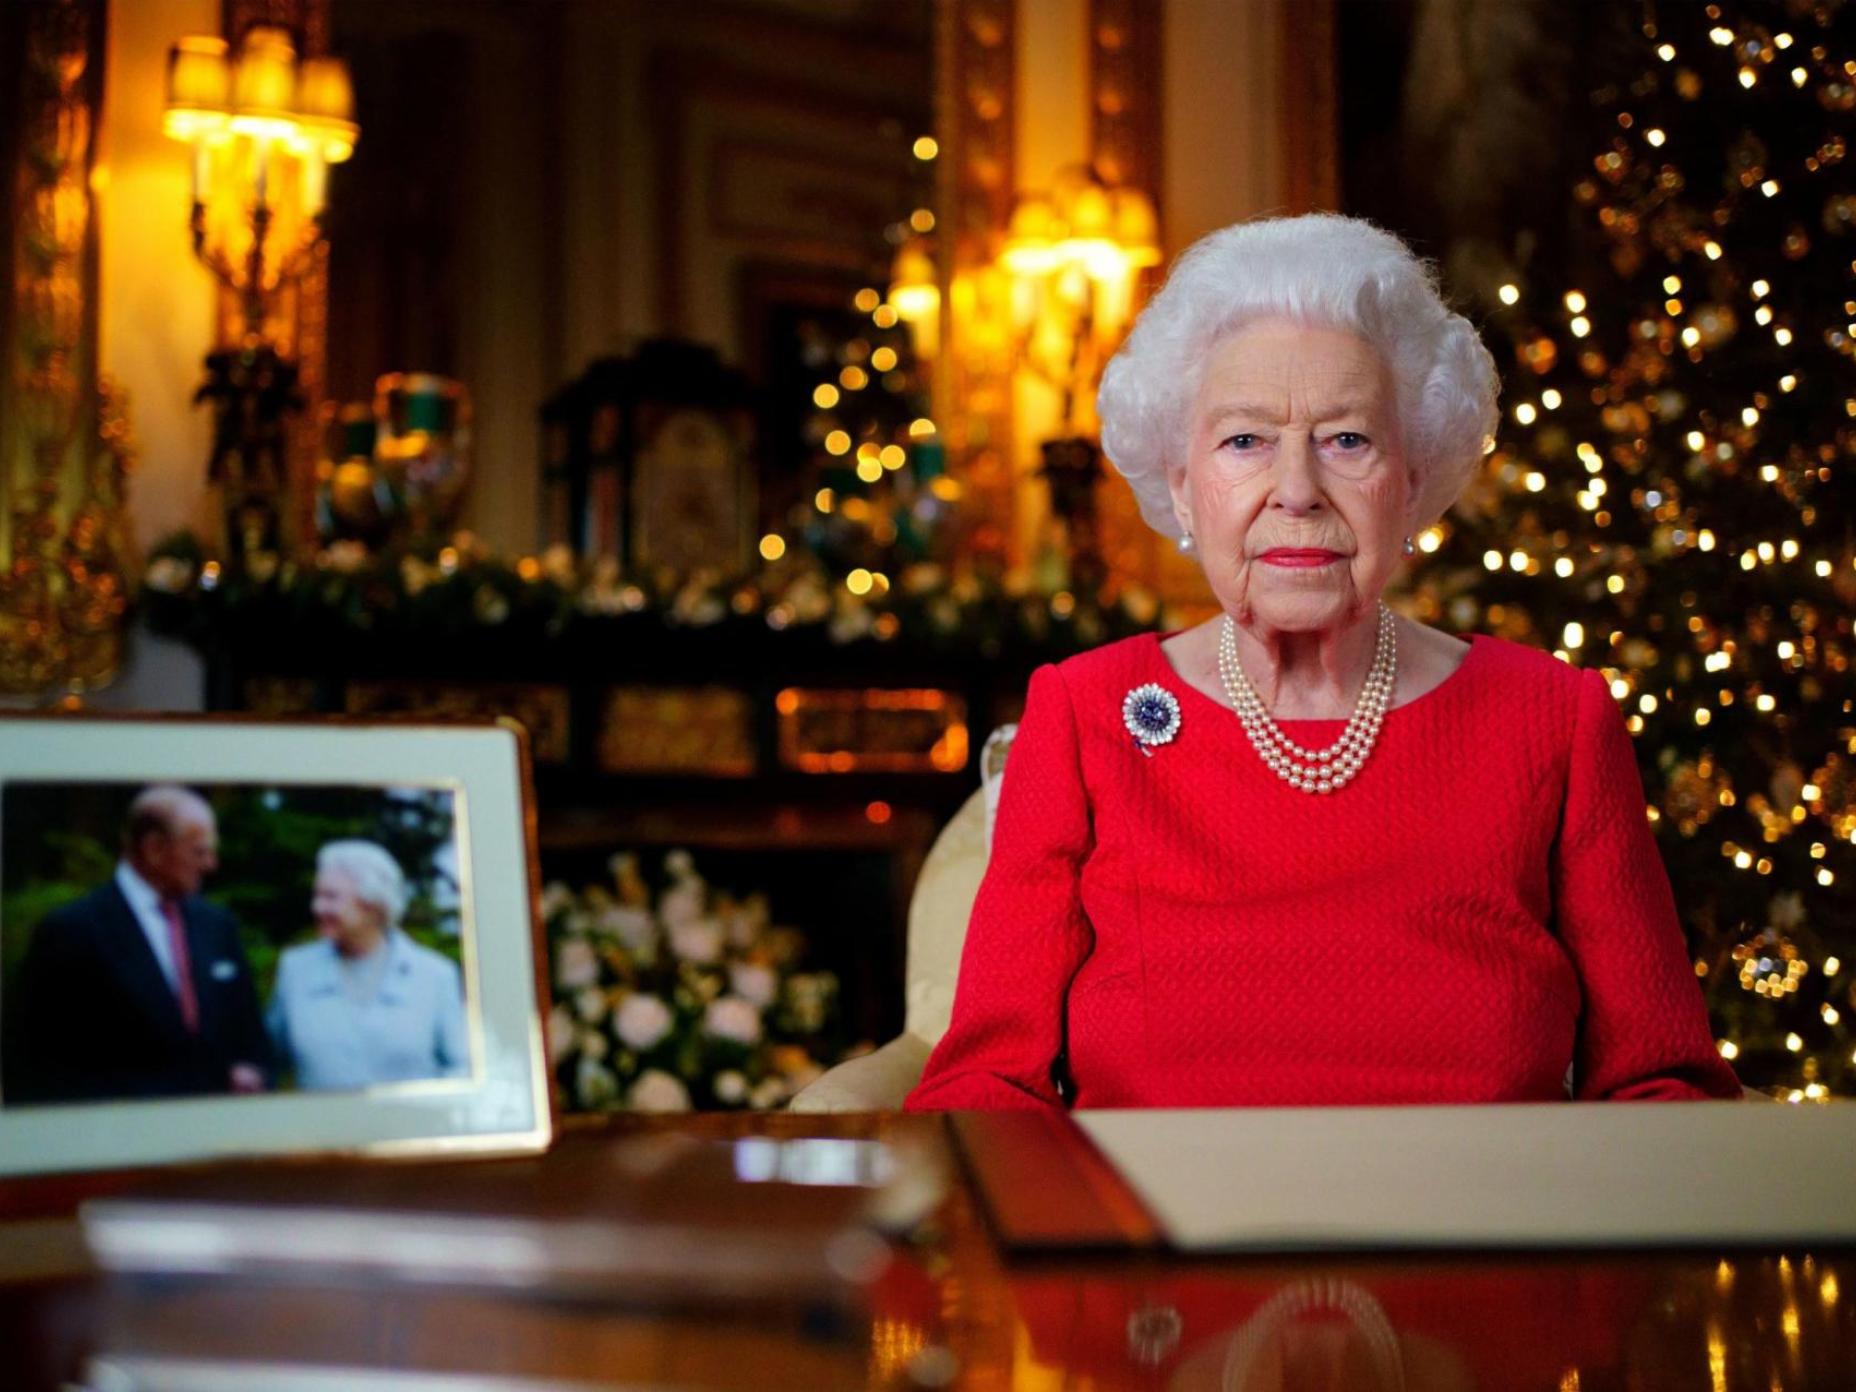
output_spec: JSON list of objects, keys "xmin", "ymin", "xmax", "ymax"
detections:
[
  {"xmin": 555, "ymin": 938, "xmax": 600, "ymax": 990},
  {"xmin": 749, "ymin": 1076, "xmax": 788, "ymax": 1110},
  {"xmin": 575, "ymin": 1057, "xmax": 619, "ymax": 1109},
  {"xmin": 597, "ymin": 905, "xmax": 657, "ymax": 952},
  {"xmin": 703, "ymin": 995, "xmax": 763, "ymax": 1047},
  {"xmin": 547, "ymin": 1005, "xmax": 576, "ymax": 1066},
  {"xmin": 614, "ymin": 993, "xmax": 674, "ymax": 1052},
  {"xmin": 721, "ymin": 908, "xmax": 757, "ymax": 950},
  {"xmin": 729, "ymin": 962, "xmax": 778, "ymax": 1008},
  {"xmin": 659, "ymin": 881, "xmax": 705, "ymax": 929},
  {"xmin": 714, "ymin": 1070, "xmax": 749, "ymax": 1105},
  {"xmin": 573, "ymin": 985, "xmax": 608, "ymax": 1025},
  {"xmin": 670, "ymin": 919, "xmax": 723, "ymax": 965},
  {"xmin": 629, "ymin": 1069, "xmax": 691, "ymax": 1113},
  {"xmin": 539, "ymin": 882, "xmax": 575, "ymax": 920}
]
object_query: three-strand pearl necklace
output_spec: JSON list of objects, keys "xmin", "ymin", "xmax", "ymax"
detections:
[{"xmin": 1216, "ymin": 603, "xmax": 1397, "ymax": 795}]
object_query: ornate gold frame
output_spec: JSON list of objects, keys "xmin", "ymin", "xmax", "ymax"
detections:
[
  {"xmin": 936, "ymin": 0, "xmax": 1017, "ymax": 565},
  {"xmin": 0, "ymin": 0, "xmax": 133, "ymax": 698}
]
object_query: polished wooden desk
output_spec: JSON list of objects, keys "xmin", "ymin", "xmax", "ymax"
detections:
[{"xmin": 2, "ymin": 1111, "xmax": 1852, "ymax": 1391}]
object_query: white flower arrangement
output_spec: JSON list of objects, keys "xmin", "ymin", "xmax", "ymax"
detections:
[{"xmin": 545, "ymin": 850, "xmax": 853, "ymax": 1112}]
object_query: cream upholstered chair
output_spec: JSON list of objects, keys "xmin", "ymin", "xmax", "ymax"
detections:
[{"xmin": 789, "ymin": 726, "xmax": 1015, "ymax": 1112}]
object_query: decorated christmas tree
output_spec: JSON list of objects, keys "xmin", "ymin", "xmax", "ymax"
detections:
[
  {"xmin": 783, "ymin": 136, "xmax": 957, "ymax": 593},
  {"xmin": 1412, "ymin": 0, "xmax": 1856, "ymax": 1097},
  {"xmin": 791, "ymin": 282, "xmax": 951, "ymax": 589}
]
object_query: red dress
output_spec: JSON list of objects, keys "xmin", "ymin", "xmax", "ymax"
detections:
[{"xmin": 905, "ymin": 630, "xmax": 1743, "ymax": 1111}]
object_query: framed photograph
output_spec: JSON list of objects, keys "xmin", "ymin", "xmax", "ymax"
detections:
[{"xmin": 0, "ymin": 715, "xmax": 552, "ymax": 1178}]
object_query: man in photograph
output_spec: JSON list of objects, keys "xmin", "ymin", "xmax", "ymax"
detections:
[{"xmin": 6, "ymin": 785, "xmax": 271, "ymax": 1104}]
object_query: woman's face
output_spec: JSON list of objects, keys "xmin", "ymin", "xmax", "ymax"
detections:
[
  {"xmin": 1170, "ymin": 316, "xmax": 1417, "ymax": 636},
  {"xmin": 312, "ymin": 867, "xmax": 387, "ymax": 956}
]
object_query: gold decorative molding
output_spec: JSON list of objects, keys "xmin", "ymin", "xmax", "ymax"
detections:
[
  {"xmin": 1089, "ymin": 0, "xmax": 1162, "ymax": 202},
  {"xmin": 1, "ymin": 0, "xmax": 131, "ymax": 697},
  {"xmin": 58, "ymin": 376, "xmax": 136, "ymax": 690},
  {"xmin": 937, "ymin": 0, "xmax": 1017, "ymax": 566},
  {"xmin": 1087, "ymin": 0, "xmax": 1196, "ymax": 608}
]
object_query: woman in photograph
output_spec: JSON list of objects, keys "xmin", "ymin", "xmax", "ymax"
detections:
[
  {"xmin": 268, "ymin": 839, "xmax": 470, "ymax": 1091},
  {"xmin": 905, "ymin": 212, "xmax": 1744, "ymax": 1113}
]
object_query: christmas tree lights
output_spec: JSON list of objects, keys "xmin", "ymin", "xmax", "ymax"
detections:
[{"xmin": 1414, "ymin": 0, "xmax": 1856, "ymax": 1097}]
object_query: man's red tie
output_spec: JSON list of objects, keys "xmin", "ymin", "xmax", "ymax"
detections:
[{"xmin": 159, "ymin": 899, "xmax": 201, "ymax": 1033}]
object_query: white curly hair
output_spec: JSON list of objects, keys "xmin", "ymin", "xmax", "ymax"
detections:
[
  {"xmin": 317, "ymin": 839, "xmax": 410, "ymax": 930},
  {"xmin": 1096, "ymin": 212, "xmax": 1500, "ymax": 540}
]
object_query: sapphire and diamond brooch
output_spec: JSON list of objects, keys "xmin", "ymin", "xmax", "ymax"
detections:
[{"xmin": 1121, "ymin": 683, "xmax": 1181, "ymax": 757}]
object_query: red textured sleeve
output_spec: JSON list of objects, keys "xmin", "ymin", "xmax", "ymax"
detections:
[
  {"xmin": 1554, "ymin": 666, "xmax": 1744, "ymax": 1101},
  {"xmin": 903, "ymin": 663, "xmax": 1096, "ymax": 1111}
]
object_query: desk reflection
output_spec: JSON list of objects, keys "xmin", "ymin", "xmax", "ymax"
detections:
[{"xmin": 912, "ymin": 1253, "xmax": 1855, "ymax": 1391}]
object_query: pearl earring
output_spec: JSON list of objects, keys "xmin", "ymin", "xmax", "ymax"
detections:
[
  {"xmin": 1177, "ymin": 532, "xmax": 1195, "ymax": 555},
  {"xmin": 1402, "ymin": 535, "xmax": 1415, "ymax": 556}
]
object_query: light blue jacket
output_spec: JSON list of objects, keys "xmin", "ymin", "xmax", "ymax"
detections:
[{"xmin": 267, "ymin": 932, "xmax": 470, "ymax": 1091}]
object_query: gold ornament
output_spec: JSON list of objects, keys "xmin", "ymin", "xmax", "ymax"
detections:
[
  {"xmin": 1664, "ymin": 757, "xmax": 1728, "ymax": 836},
  {"xmin": 1691, "ymin": 303, "xmax": 1738, "ymax": 349},
  {"xmin": 1732, "ymin": 926, "xmax": 1808, "ymax": 999},
  {"xmin": 1603, "ymin": 401, "xmax": 1654, "ymax": 437},
  {"xmin": 1831, "ymin": 543, "xmax": 1856, "ymax": 608},
  {"xmin": 1620, "ymin": 636, "xmax": 1659, "ymax": 671},
  {"xmin": 1727, "ymin": 133, "xmax": 1769, "ymax": 188},
  {"xmin": 1518, "ymin": 335, "xmax": 1559, "ymax": 375},
  {"xmin": 1769, "ymin": 761, "xmax": 1806, "ymax": 817},
  {"xmin": 1823, "ymin": 194, "xmax": 1856, "ymax": 236},
  {"xmin": 1808, "ymin": 751, "xmax": 1856, "ymax": 840}
]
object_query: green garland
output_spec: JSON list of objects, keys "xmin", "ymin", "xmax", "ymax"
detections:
[{"xmin": 138, "ymin": 530, "xmax": 1171, "ymax": 656}]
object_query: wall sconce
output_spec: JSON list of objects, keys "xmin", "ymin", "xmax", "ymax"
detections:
[
  {"xmin": 887, "ymin": 235, "xmax": 940, "ymax": 364},
  {"xmin": 165, "ymin": 25, "xmax": 358, "ymax": 563},
  {"xmin": 164, "ymin": 25, "xmax": 358, "ymax": 341},
  {"xmin": 1000, "ymin": 164, "xmax": 1160, "ymax": 592},
  {"xmin": 1001, "ymin": 163, "xmax": 1160, "ymax": 436}
]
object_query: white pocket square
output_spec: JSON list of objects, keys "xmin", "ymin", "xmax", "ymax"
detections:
[{"xmin": 211, "ymin": 960, "xmax": 238, "ymax": 981}]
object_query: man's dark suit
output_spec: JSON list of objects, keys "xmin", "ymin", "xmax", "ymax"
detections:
[{"xmin": 4, "ymin": 881, "xmax": 270, "ymax": 1104}]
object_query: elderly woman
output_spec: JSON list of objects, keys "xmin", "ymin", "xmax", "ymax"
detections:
[
  {"xmin": 268, "ymin": 839, "xmax": 470, "ymax": 1091},
  {"xmin": 906, "ymin": 213, "xmax": 1742, "ymax": 1112}
]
